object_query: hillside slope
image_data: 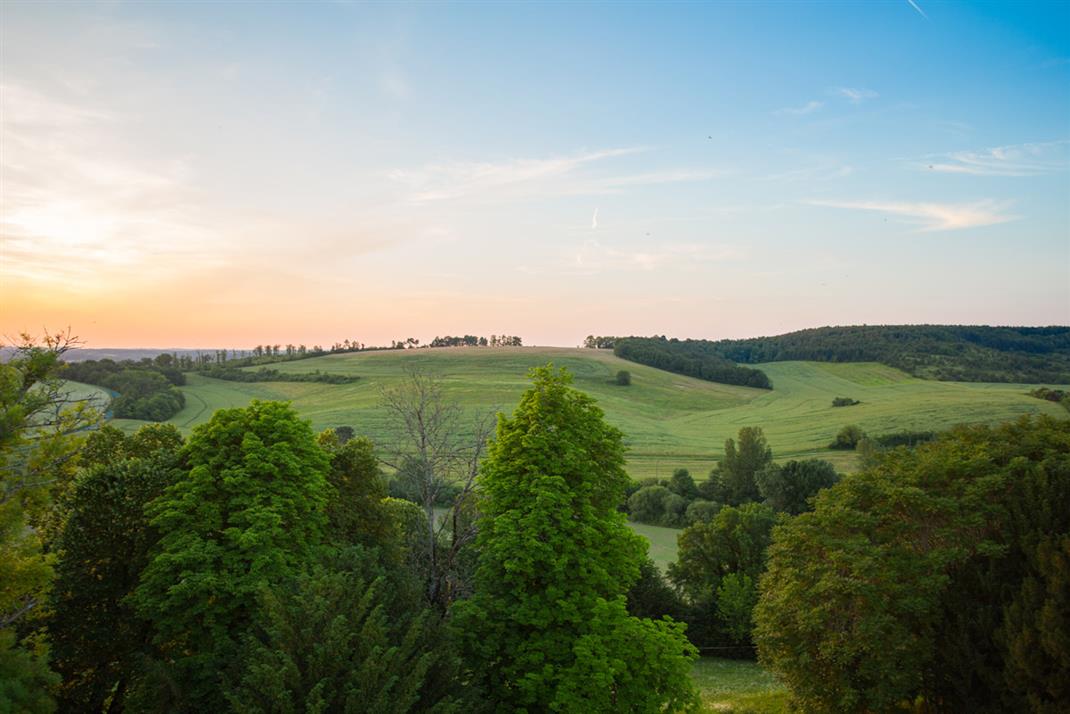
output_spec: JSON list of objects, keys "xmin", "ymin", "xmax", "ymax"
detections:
[{"xmin": 107, "ymin": 346, "xmax": 1068, "ymax": 477}]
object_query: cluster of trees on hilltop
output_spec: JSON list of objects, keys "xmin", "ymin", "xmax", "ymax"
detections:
[
  {"xmin": 170, "ymin": 335, "xmax": 526, "ymax": 373},
  {"xmin": 613, "ymin": 336, "xmax": 773, "ymax": 389},
  {"xmin": 583, "ymin": 335, "xmax": 618, "ymax": 349},
  {"xmin": 62, "ymin": 357, "xmax": 186, "ymax": 421},
  {"xmin": 712, "ymin": 324, "xmax": 1070, "ymax": 383},
  {"xmin": 428, "ymin": 334, "xmax": 522, "ymax": 347},
  {"xmin": 3, "ymin": 339, "xmax": 699, "ymax": 713}
]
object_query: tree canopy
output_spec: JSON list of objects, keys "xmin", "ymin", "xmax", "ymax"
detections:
[
  {"xmin": 755, "ymin": 416, "xmax": 1070, "ymax": 712},
  {"xmin": 452, "ymin": 365, "xmax": 698, "ymax": 712},
  {"xmin": 132, "ymin": 400, "xmax": 330, "ymax": 711}
]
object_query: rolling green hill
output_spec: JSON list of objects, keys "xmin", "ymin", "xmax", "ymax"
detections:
[{"xmin": 101, "ymin": 346, "xmax": 1068, "ymax": 477}]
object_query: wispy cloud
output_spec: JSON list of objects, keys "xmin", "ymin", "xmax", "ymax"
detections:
[
  {"xmin": 0, "ymin": 84, "xmax": 225, "ymax": 289},
  {"xmin": 920, "ymin": 140, "xmax": 1069, "ymax": 176},
  {"xmin": 806, "ymin": 198, "xmax": 1016, "ymax": 231},
  {"xmin": 777, "ymin": 100, "xmax": 824, "ymax": 116},
  {"xmin": 833, "ymin": 87, "xmax": 879, "ymax": 103},
  {"xmin": 389, "ymin": 148, "xmax": 721, "ymax": 202},
  {"xmin": 591, "ymin": 208, "xmax": 599, "ymax": 230},
  {"xmin": 389, "ymin": 148, "xmax": 643, "ymax": 201},
  {"xmin": 907, "ymin": 0, "xmax": 928, "ymax": 19}
]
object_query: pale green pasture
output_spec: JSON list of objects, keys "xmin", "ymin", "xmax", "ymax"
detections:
[{"xmin": 109, "ymin": 347, "xmax": 1067, "ymax": 478}]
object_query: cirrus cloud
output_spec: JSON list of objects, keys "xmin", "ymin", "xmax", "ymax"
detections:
[
  {"xmin": 806, "ymin": 198, "xmax": 1016, "ymax": 231},
  {"xmin": 921, "ymin": 140, "xmax": 1069, "ymax": 176}
]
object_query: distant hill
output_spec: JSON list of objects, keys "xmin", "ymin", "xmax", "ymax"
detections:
[
  {"xmin": 613, "ymin": 325, "xmax": 1070, "ymax": 385},
  {"xmin": 103, "ymin": 346, "xmax": 1069, "ymax": 479},
  {"xmin": 0, "ymin": 347, "xmax": 219, "ymax": 363}
]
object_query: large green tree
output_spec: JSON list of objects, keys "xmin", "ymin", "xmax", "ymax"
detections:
[
  {"xmin": 317, "ymin": 431, "xmax": 394, "ymax": 550},
  {"xmin": 225, "ymin": 549, "xmax": 462, "ymax": 714},
  {"xmin": 47, "ymin": 425, "xmax": 183, "ymax": 712},
  {"xmin": 709, "ymin": 427, "xmax": 771, "ymax": 506},
  {"xmin": 1, "ymin": 332, "xmax": 99, "ymax": 713},
  {"xmin": 755, "ymin": 416, "xmax": 1070, "ymax": 713},
  {"xmin": 452, "ymin": 366, "xmax": 698, "ymax": 712},
  {"xmin": 755, "ymin": 459, "xmax": 839, "ymax": 515},
  {"xmin": 668, "ymin": 503, "xmax": 776, "ymax": 646},
  {"xmin": 132, "ymin": 401, "xmax": 330, "ymax": 711}
]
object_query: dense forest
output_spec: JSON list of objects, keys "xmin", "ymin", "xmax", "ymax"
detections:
[
  {"xmin": 61, "ymin": 358, "xmax": 186, "ymax": 421},
  {"xmin": 599, "ymin": 325, "xmax": 1070, "ymax": 385},
  {"xmin": 711, "ymin": 324, "xmax": 1070, "ymax": 383},
  {"xmin": 613, "ymin": 337, "xmax": 773, "ymax": 389}
]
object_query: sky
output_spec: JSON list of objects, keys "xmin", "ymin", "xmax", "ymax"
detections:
[{"xmin": 2, "ymin": 0, "xmax": 1068, "ymax": 349}]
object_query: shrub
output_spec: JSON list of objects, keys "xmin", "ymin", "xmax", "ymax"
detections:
[
  {"xmin": 615, "ymin": 369, "xmax": 632, "ymax": 386},
  {"xmin": 829, "ymin": 424, "xmax": 866, "ymax": 449}
]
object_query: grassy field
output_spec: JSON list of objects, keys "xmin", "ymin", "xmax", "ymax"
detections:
[
  {"xmin": 105, "ymin": 346, "xmax": 1067, "ymax": 478},
  {"xmin": 691, "ymin": 658, "xmax": 788, "ymax": 713},
  {"xmin": 626, "ymin": 519, "xmax": 681, "ymax": 572}
]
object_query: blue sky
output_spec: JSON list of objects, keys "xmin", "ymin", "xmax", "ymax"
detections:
[{"xmin": 2, "ymin": 0, "xmax": 1068, "ymax": 347}]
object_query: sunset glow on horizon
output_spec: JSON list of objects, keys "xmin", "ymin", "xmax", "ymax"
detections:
[{"xmin": 2, "ymin": 1, "xmax": 1068, "ymax": 349}]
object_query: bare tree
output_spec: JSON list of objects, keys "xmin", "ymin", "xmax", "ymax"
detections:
[{"xmin": 379, "ymin": 368, "xmax": 495, "ymax": 610}]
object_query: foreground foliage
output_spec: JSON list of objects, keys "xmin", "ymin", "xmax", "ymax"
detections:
[
  {"xmin": 47, "ymin": 425, "xmax": 183, "ymax": 711},
  {"xmin": 226, "ymin": 549, "xmax": 461, "ymax": 714},
  {"xmin": 453, "ymin": 366, "xmax": 699, "ymax": 712},
  {"xmin": 1, "ymin": 333, "xmax": 99, "ymax": 712},
  {"xmin": 755, "ymin": 415, "xmax": 1070, "ymax": 712},
  {"xmin": 132, "ymin": 401, "xmax": 331, "ymax": 710}
]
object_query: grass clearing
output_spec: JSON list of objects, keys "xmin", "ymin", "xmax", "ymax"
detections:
[
  {"xmin": 691, "ymin": 658, "xmax": 789, "ymax": 713},
  {"xmin": 105, "ymin": 347, "xmax": 1067, "ymax": 478},
  {"xmin": 625, "ymin": 519, "xmax": 680, "ymax": 572}
]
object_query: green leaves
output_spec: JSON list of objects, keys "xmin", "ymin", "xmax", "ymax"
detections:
[
  {"xmin": 226, "ymin": 556, "xmax": 460, "ymax": 714},
  {"xmin": 133, "ymin": 401, "xmax": 330, "ymax": 710},
  {"xmin": 754, "ymin": 416, "xmax": 1070, "ymax": 712},
  {"xmin": 453, "ymin": 365, "xmax": 698, "ymax": 712}
]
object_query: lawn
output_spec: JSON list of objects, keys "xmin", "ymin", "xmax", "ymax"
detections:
[
  {"xmin": 691, "ymin": 658, "xmax": 789, "ymax": 713},
  {"xmin": 625, "ymin": 519, "xmax": 681, "ymax": 572},
  {"xmin": 106, "ymin": 346, "xmax": 1067, "ymax": 478}
]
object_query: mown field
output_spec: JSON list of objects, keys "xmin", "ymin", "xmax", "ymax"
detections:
[
  {"xmin": 103, "ymin": 346, "xmax": 1068, "ymax": 477},
  {"xmin": 691, "ymin": 658, "xmax": 788, "ymax": 713}
]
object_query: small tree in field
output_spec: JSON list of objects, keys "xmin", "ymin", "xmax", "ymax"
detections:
[
  {"xmin": 452, "ymin": 366, "xmax": 698, "ymax": 712},
  {"xmin": 615, "ymin": 369, "xmax": 632, "ymax": 386}
]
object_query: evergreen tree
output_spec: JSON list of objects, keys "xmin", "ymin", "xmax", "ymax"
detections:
[
  {"xmin": 226, "ymin": 550, "xmax": 462, "ymax": 714},
  {"xmin": 452, "ymin": 366, "xmax": 698, "ymax": 712}
]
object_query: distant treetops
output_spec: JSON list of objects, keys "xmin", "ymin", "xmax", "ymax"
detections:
[{"xmin": 586, "ymin": 324, "xmax": 1070, "ymax": 386}]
